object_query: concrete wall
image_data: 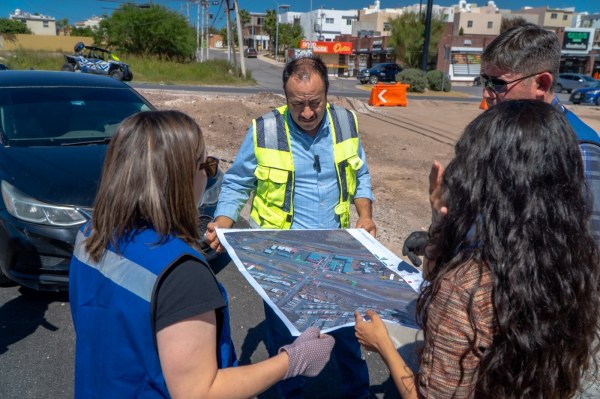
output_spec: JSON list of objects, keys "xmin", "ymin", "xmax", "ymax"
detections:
[{"xmin": 0, "ymin": 34, "xmax": 94, "ymax": 52}]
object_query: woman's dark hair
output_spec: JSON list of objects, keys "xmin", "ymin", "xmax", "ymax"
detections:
[
  {"xmin": 419, "ymin": 100, "xmax": 600, "ymax": 398},
  {"xmin": 85, "ymin": 110, "xmax": 205, "ymax": 261},
  {"xmin": 283, "ymin": 55, "xmax": 329, "ymax": 94}
]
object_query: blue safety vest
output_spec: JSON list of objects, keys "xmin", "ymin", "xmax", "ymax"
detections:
[{"xmin": 70, "ymin": 227, "xmax": 236, "ymax": 398}]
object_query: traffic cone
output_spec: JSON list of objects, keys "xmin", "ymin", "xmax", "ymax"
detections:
[{"xmin": 479, "ymin": 98, "xmax": 488, "ymax": 110}]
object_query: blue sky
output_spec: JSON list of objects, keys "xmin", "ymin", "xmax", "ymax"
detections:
[{"xmin": 1, "ymin": 0, "xmax": 598, "ymax": 27}]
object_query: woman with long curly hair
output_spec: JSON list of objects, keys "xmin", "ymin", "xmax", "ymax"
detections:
[{"xmin": 355, "ymin": 99, "xmax": 600, "ymax": 398}]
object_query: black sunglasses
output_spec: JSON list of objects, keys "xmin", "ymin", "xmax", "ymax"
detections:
[
  {"xmin": 197, "ymin": 156, "xmax": 219, "ymax": 178},
  {"xmin": 481, "ymin": 72, "xmax": 542, "ymax": 94}
]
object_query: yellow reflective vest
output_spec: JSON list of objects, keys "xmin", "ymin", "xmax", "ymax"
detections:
[{"xmin": 250, "ymin": 103, "xmax": 363, "ymax": 229}]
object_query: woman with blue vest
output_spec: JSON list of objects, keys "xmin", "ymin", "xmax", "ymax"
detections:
[{"xmin": 69, "ymin": 110, "xmax": 334, "ymax": 398}]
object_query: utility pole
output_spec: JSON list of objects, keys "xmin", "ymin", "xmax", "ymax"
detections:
[
  {"xmin": 319, "ymin": 6, "xmax": 325, "ymax": 41},
  {"xmin": 420, "ymin": 0, "xmax": 434, "ymax": 71},
  {"xmin": 196, "ymin": 1, "xmax": 201, "ymax": 61},
  {"xmin": 310, "ymin": 0, "xmax": 313, "ymax": 41},
  {"xmin": 225, "ymin": 0, "xmax": 233, "ymax": 63},
  {"xmin": 275, "ymin": 10, "xmax": 280, "ymax": 62},
  {"xmin": 233, "ymin": 0, "xmax": 246, "ymax": 77},
  {"xmin": 205, "ymin": 0, "xmax": 210, "ymax": 61}
]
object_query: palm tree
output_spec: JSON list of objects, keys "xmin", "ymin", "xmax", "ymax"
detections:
[{"xmin": 56, "ymin": 18, "xmax": 71, "ymax": 36}]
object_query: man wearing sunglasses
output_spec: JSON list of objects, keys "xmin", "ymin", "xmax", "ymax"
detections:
[
  {"xmin": 403, "ymin": 22, "xmax": 600, "ymax": 396},
  {"xmin": 205, "ymin": 55, "xmax": 375, "ymax": 399}
]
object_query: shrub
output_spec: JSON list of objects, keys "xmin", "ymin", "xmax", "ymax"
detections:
[
  {"xmin": 426, "ymin": 70, "xmax": 452, "ymax": 92},
  {"xmin": 396, "ymin": 68, "xmax": 428, "ymax": 93}
]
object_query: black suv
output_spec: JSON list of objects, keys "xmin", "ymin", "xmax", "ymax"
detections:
[
  {"xmin": 62, "ymin": 42, "xmax": 133, "ymax": 81},
  {"xmin": 357, "ymin": 63, "xmax": 402, "ymax": 84}
]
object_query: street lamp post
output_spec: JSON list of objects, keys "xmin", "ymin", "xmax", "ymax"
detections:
[{"xmin": 275, "ymin": 4, "xmax": 290, "ymax": 63}]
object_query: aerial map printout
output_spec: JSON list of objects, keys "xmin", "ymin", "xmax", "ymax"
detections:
[{"xmin": 217, "ymin": 228, "xmax": 423, "ymax": 336}]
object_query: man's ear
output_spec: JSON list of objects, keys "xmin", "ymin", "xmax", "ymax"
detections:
[{"xmin": 536, "ymin": 72, "xmax": 554, "ymax": 95}]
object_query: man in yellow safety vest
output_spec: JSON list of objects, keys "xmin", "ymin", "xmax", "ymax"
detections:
[{"xmin": 205, "ymin": 56, "xmax": 375, "ymax": 399}]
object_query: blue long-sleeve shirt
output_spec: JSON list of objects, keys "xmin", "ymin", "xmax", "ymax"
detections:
[
  {"xmin": 214, "ymin": 108, "xmax": 373, "ymax": 229},
  {"xmin": 552, "ymin": 96, "xmax": 600, "ymax": 245}
]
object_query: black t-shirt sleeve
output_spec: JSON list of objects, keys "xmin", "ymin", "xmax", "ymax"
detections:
[{"xmin": 154, "ymin": 258, "xmax": 226, "ymax": 333}]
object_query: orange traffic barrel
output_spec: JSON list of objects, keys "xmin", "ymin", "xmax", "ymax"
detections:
[{"xmin": 369, "ymin": 82, "xmax": 410, "ymax": 107}]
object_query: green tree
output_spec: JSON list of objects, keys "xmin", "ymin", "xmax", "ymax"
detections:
[
  {"xmin": 263, "ymin": 9, "xmax": 277, "ymax": 51},
  {"xmin": 0, "ymin": 18, "xmax": 32, "ymax": 41},
  {"xmin": 278, "ymin": 22, "xmax": 303, "ymax": 50},
  {"xmin": 238, "ymin": 9, "xmax": 251, "ymax": 26},
  {"xmin": 56, "ymin": 18, "xmax": 71, "ymax": 35},
  {"xmin": 71, "ymin": 26, "xmax": 95, "ymax": 37},
  {"xmin": 218, "ymin": 21, "xmax": 240, "ymax": 47},
  {"xmin": 93, "ymin": 4, "xmax": 195, "ymax": 61},
  {"xmin": 388, "ymin": 12, "xmax": 445, "ymax": 69}
]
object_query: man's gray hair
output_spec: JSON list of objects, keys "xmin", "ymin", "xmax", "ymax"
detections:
[{"xmin": 481, "ymin": 23, "xmax": 561, "ymax": 84}]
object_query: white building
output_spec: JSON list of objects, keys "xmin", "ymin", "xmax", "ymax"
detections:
[
  {"xmin": 9, "ymin": 9, "xmax": 56, "ymax": 36},
  {"xmin": 74, "ymin": 16, "xmax": 103, "ymax": 30},
  {"xmin": 296, "ymin": 8, "xmax": 358, "ymax": 42}
]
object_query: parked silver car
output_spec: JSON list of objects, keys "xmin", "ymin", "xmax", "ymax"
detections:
[{"xmin": 555, "ymin": 73, "xmax": 597, "ymax": 93}]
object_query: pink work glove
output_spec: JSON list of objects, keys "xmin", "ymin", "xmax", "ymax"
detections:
[{"xmin": 278, "ymin": 326, "xmax": 335, "ymax": 379}]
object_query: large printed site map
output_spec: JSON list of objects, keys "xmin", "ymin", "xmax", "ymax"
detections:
[{"xmin": 217, "ymin": 228, "xmax": 423, "ymax": 336}]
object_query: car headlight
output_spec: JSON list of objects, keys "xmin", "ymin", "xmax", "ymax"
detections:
[{"xmin": 1, "ymin": 181, "xmax": 87, "ymax": 226}]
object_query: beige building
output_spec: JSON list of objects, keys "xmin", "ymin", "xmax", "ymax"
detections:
[
  {"xmin": 244, "ymin": 12, "xmax": 270, "ymax": 51},
  {"xmin": 9, "ymin": 9, "xmax": 56, "ymax": 36},
  {"xmin": 352, "ymin": 4, "xmax": 402, "ymax": 37},
  {"xmin": 517, "ymin": 6, "xmax": 574, "ymax": 29},
  {"xmin": 452, "ymin": 1, "xmax": 502, "ymax": 36}
]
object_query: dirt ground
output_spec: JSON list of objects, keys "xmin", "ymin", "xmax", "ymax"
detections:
[{"xmin": 139, "ymin": 89, "xmax": 600, "ymax": 262}]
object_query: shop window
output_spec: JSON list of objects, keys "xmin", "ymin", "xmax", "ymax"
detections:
[
  {"xmin": 551, "ymin": 13, "xmax": 557, "ymax": 19},
  {"xmin": 487, "ymin": 21, "xmax": 493, "ymax": 29},
  {"xmin": 467, "ymin": 20, "xmax": 473, "ymax": 28}
]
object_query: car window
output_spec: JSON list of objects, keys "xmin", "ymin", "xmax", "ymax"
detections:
[
  {"xmin": 0, "ymin": 86, "xmax": 151, "ymax": 147},
  {"xmin": 582, "ymin": 76, "xmax": 596, "ymax": 82}
]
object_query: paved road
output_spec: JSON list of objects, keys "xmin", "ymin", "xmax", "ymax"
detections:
[{"xmin": 134, "ymin": 49, "xmax": 574, "ymax": 104}]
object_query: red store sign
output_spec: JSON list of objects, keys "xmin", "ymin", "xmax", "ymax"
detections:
[{"xmin": 300, "ymin": 40, "xmax": 353, "ymax": 55}]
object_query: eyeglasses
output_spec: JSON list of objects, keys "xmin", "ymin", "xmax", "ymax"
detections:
[
  {"xmin": 481, "ymin": 72, "xmax": 542, "ymax": 94},
  {"xmin": 197, "ymin": 156, "xmax": 219, "ymax": 178}
]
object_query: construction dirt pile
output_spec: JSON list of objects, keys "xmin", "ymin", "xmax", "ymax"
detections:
[{"xmin": 140, "ymin": 89, "xmax": 600, "ymax": 262}]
